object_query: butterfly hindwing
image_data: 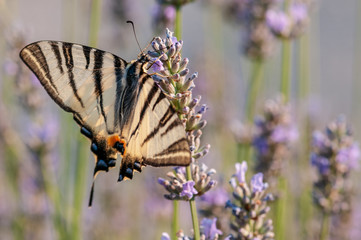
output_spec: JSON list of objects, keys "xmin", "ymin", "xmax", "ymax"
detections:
[{"xmin": 119, "ymin": 75, "xmax": 190, "ymax": 178}]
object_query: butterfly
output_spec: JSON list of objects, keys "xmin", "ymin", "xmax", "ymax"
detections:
[{"xmin": 20, "ymin": 41, "xmax": 191, "ymax": 206}]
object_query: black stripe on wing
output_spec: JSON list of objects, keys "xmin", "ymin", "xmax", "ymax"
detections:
[
  {"xmin": 93, "ymin": 49, "xmax": 108, "ymax": 125},
  {"xmin": 50, "ymin": 42, "xmax": 64, "ymax": 74},
  {"xmin": 140, "ymin": 106, "xmax": 174, "ymax": 147},
  {"xmin": 63, "ymin": 42, "xmax": 85, "ymax": 108}
]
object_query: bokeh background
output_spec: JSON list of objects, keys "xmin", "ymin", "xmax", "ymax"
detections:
[{"xmin": 1, "ymin": 0, "xmax": 361, "ymax": 239}]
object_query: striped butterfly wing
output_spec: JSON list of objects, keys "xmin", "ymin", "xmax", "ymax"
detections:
[
  {"xmin": 20, "ymin": 41, "xmax": 191, "ymax": 183},
  {"xmin": 118, "ymin": 75, "xmax": 191, "ymax": 181},
  {"xmin": 20, "ymin": 41, "xmax": 127, "ymax": 173}
]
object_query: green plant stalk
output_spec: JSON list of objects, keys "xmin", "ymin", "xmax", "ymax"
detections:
[
  {"xmin": 274, "ymin": 176, "xmax": 287, "ymax": 240},
  {"xmin": 186, "ymin": 166, "xmax": 201, "ymax": 240},
  {"xmin": 175, "ymin": 5, "xmax": 182, "ymax": 41},
  {"xmin": 246, "ymin": 59, "xmax": 264, "ymax": 122},
  {"xmin": 319, "ymin": 212, "xmax": 330, "ymax": 240},
  {"xmin": 237, "ymin": 59, "xmax": 264, "ymax": 167},
  {"xmin": 297, "ymin": 33, "xmax": 314, "ymax": 238},
  {"xmin": 89, "ymin": 0, "xmax": 101, "ymax": 48},
  {"xmin": 174, "ymin": 5, "xmax": 200, "ymax": 240},
  {"xmin": 172, "ymin": 200, "xmax": 180, "ymax": 239},
  {"xmin": 71, "ymin": 137, "xmax": 90, "ymax": 239},
  {"xmin": 281, "ymin": 39, "xmax": 291, "ymax": 102},
  {"xmin": 39, "ymin": 154, "xmax": 69, "ymax": 240},
  {"xmin": 170, "ymin": 4, "xmax": 183, "ymax": 239}
]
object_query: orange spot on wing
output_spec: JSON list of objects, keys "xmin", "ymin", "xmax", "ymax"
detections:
[
  {"xmin": 107, "ymin": 135, "xmax": 121, "ymax": 147},
  {"xmin": 107, "ymin": 135, "xmax": 127, "ymax": 157}
]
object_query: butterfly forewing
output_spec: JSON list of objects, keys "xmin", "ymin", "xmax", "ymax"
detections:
[{"xmin": 20, "ymin": 40, "xmax": 191, "ymax": 188}]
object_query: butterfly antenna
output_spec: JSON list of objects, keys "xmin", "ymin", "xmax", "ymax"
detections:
[{"xmin": 127, "ymin": 21, "xmax": 144, "ymax": 55}]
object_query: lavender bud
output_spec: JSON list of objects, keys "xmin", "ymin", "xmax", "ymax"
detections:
[{"xmin": 179, "ymin": 58, "xmax": 189, "ymax": 71}]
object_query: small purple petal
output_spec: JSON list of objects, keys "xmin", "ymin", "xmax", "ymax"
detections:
[
  {"xmin": 251, "ymin": 173, "xmax": 267, "ymax": 193},
  {"xmin": 336, "ymin": 144, "xmax": 360, "ymax": 169},
  {"xmin": 180, "ymin": 181, "xmax": 198, "ymax": 199},
  {"xmin": 151, "ymin": 59, "xmax": 164, "ymax": 72},
  {"xmin": 161, "ymin": 232, "xmax": 171, "ymax": 240},
  {"xmin": 311, "ymin": 154, "xmax": 330, "ymax": 175},
  {"xmin": 200, "ymin": 187, "xmax": 228, "ymax": 206},
  {"xmin": 201, "ymin": 217, "xmax": 223, "ymax": 239},
  {"xmin": 266, "ymin": 9, "xmax": 291, "ymax": 35},
  {"xmin": 234, "ymin": 161, "xmax": 247, "ymax": 183},
  {"xmin": 290, "ymin": 3, "xmax": 308, "ymax": 23}
]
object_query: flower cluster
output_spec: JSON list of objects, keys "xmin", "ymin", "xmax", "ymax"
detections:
[
  {"xmin": 266, "ymin": 1, "xmax": 310, "ymax": 39},
  {"xmin": 150, "ymin": 29, "xmax": 216, "ymax": 200},
  {"xmin": 311, "ymin": 116, "xmax": 360, "ymax": 214},
  {"xmin": 161, "ymin": 217, "xmax": 223, "ymax": 240},
  {"xmin": 225, "ymin": 161, "xmax": 274, "ymax": 240},
  {"xmin": 252, "ymin": 96, "xmax": 298, "ymax": 183},
  {"xmin": 225, "ymin": 0, "xmax": 278, "ymax": 60},
  {"xmin": 158, "ymin": 164, "xmax": 217, "ymax": 201}
]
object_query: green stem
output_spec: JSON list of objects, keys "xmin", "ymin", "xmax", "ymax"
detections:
[
  {"xmin": 39, "ymin": 155, "xmax": 69, "ymax": 240},
  {"xmin": 281, "ymin": 0, "xmax": 292, "ymax": 101},
  {"xmin": 174, "ymin": 5, "xmax": 200, "ymax": 240},
  {"xmin": 89, "ymin": 0, "xmax": 101, "ymax": 48},
  {"xmin": 71, "ymin": 138, "xmax": 89, "ymax": 239},
  {"xmin": 274, "ymin": 176, "xmax": 287, "ymax": 240},
  {"xmin": 186, "ymin": 166, "xmax": 201, "ymax": 240},
  {"xmin": 320, "ymin": 212, "xmax": 330, "ymax": 240},
  {"xmin": 172, "ymin": 201, "xmax": 180, "ymax": 239},
  {"xmin": 174, "ymin": 5, "xmax": 182, "ymax": 40},
  {"xmin": 246, "ymin": 59, "xmax": 264, "ymax": 122},
  {"xmin": 281, "ymin": 39, "xmax": 291, "ymax": 101}
]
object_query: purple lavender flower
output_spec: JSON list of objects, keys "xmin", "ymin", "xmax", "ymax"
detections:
[
  {"xmin": 266, "ymin": 10, "xmax": 291, "ymax": 37},
  {"xmin": 336, "ymin": 144, "xmax": 360, "ymax": 169},
  {"xmin": 200, "ymin": 187, "xmax": 228, "ymax": 206},
  {"xmin": 227, "ymin": 162, "xmax": 274, "ymax": 239},
  {"xmin": 270, "ymin": 125, "xmax": 298, "ymax": 143},
  {"xmin": 180, "ymin": 181, "xmax": 198, "ymax": 199},
  {"xmin": 310, "ymin": 154, "xmax": 330, "ymax": 175},
  {"xmin": 311, "ymin": 116, "xmax": 360, "ymax": 215},
  {"xmin": 234, "ymin": 161, "xmax": 247, "ymax": 183},
  {"xmin": 251, "ymin": 173, "xmax": 267, "ymax": 193},
  {"xmin": 290, "ymin": 3, "xmax": 308, "ymax": 23},
  {"xmin": 161, "ymin": 232, "xmax": 171, "ymax": 240},
  {"xmin": 151, "ymin": 58, "xmax": 165, "ymax": 72},
  {"xmin": 201, "ymin": 217, "xmax": 223, "ymax": 239}
]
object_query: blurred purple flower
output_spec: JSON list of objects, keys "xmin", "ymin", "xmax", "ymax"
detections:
[
  {"xmin": 270, "ymin": 125, "xmax": 298, "ymax": 143},
  {"xmin": 27, "ymin": 118, "xmax": 59, "ymax": 149},
  {"xmin": 234, "ymin": 161, "xmax": 247, "ymax": 183},
  {"xmin": 311, "ymin": 153, "xmax": 330, "ymax": 175},
  {"xmin": 266, "ymin": 9, "xmax": 291, "ymax": 36},
  {"xmin": 180, "ymin": 181, "xmax": 198, "ymax": 199},
  {"xmin": 201, "ymin": 217, "xmax": 223, "ymax": 239},
  {"xmin": 161, "ymin": 232, "xmax": 171, "ymax": 240},
  {"xmin": 336, "ymin": 144, "xmax": 360, "ymax": 169},
  {"xmin": 290, "ymin": 3, "xmax": 308, "ymax": 23},
  {"xmin": 253, "ymin": 136, "xmax": 268, "ymax": 155},
  {"xmin": 251, "ymin": 173, "xmax": 267, "ymax": 193},
  {"xmin": 200, "ymin": 187, "xmax": 228, "ymax": 206},
  {"xmin": 312, "ymin": 131, "xmax": 328, "ymax": 149}
]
